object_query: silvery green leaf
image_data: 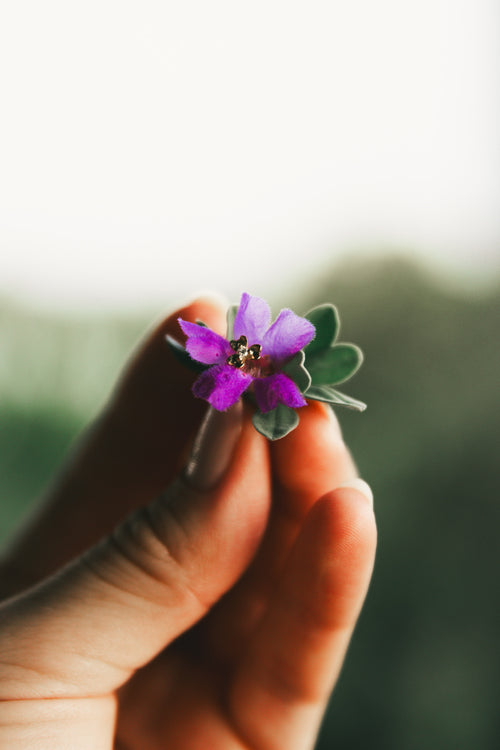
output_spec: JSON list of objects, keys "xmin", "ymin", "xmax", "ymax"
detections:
[
  {"xmin": 165, "ymin": 335, "xmax": 208, "ymax": 374},
  {"xmin": 304, "ymin": 304, "xmax": 339, "ymax": 354},
  {"xmin": 283, "ymin": 351, "xmax": 312, "ymax": 393},
  {"xmin": 226, "ymin": 304, "xmax": 239, "ymax": 339},
  {"xmin": 252, "ymin": 405, "xmax": 299, "ymax": 440},
  {"xmin": 306, "ymin": 344, "xmax": 363, "ymax": 385},
  {"xmin": 305, "ymin": 384, "xmax": 367, "ymax": 411}
]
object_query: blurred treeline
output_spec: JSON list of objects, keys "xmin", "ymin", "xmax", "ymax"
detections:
[{"xmin": 1, "ymin": 258, "xmax": 499, "ymax": 749}]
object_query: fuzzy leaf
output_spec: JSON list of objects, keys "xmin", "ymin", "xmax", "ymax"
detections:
[
  {"xmin": 282, "ymin": 351, "xmax": 312, "ymax": 393},
  {"xmin": 226, "ymin": 305, "xmax": 239, "ymax": 339},
  {"xmin": 304, "ymin": 304, "xmax": 339, "ymax": 355},
  {"xmin": 165, "ymin": 335, "xmax": 209, "ymax": 374},
  {"xmin": 305, "ymin": 384, "xmax": 367, "ymax": 411},
  {"xmin": 306, "ymin": 344, "xmax": 363, "ymax": 385},
  {"xmin": 252, "ymin": 405, "xmax": 299, "ymax": 440}
]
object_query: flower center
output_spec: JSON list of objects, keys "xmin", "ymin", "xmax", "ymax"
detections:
[
  {"xmin": 226, "ymin": 335, "xmax": 275, "ymax": 378},
  {"xmin": 227, "ymin": 335, "xmax": 262, "ymax": 369}
]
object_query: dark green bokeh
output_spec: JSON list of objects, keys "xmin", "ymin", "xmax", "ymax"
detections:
[{"xmin": 1, "ymin": 258, "xmax": 498, "ymax": 749}]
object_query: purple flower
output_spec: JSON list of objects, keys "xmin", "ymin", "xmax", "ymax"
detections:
[{"xmin": 178, "ymin": 293, "xmax": 315, "ymax": 413}]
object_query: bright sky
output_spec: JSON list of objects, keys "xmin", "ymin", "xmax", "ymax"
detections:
[{"xmin": 0, "ymin": 0, "xmax": 499, "ymax": 310}]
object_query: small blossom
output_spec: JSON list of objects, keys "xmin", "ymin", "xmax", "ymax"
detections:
[{"xmin": 178, "ymin": 293, "xmax": 315, "ymax": 413}]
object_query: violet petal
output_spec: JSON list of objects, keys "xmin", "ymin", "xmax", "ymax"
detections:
[
  {"xmin": 178, "ymin": 319, "xmax": 231, "ymax": 365},
  {"xmin": 262, "ymin": 309, "xmax": 315, "ymax": 363},
  {"xmin": 193, "ymin": 364, "xmax": 253, "ymax": 411},
  {"xmin": 254, "ymin": 373, "xmax": 308, "ymax": 413},
  {"xmin": 233, "ymin": 293, "xmax": 271, "ymax": 344}
]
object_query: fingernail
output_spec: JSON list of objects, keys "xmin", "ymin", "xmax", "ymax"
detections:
[
  {"xmin": 337, "ymin": 478, "xmax": 374, "ymax": 506},
  {"xmin": 184, "ymin": 402, "xmax": 243, "ymax": 491}
]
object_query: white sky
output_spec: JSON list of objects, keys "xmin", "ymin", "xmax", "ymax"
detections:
[{"xmin": 0, "ymin": 0, "xmax": 499, "ymax": 310}]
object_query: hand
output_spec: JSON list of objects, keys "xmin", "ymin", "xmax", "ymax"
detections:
[{"xmin": 0, "ymin": 297, "xmax": 377, "ymax": 750}]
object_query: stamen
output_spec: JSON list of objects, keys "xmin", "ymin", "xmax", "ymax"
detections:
[
  {"xmin": 227, "ymin": 353, "xmax": 244, "ymax": 368},
  {"xmin": 227, "ymin": 337, "xmax": 262, "ymax": 369},
  {"xmin": 230, "ymin": 335, "xmax": 247, "ymax": 352}
]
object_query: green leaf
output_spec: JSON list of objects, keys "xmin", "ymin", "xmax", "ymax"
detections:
[
  {"xmin": 165, "ymin": 335, "xmax": 208, "ymax": 374},
  {"xmin": 282, "ymin": 351, "xmax": 312, "ymax": 393},
  {"xmin": 304, "ymin": 304, "xmax": 339, "ymax": 355},
  {"xmin": 226, "ymin": 305, "xmax": 238, "ymax": 339},
  {"xmin": 305, "ymin": 384, "xmax": 367, "ymax": 412},
  {"xmin": 195, "ymin": 319, "xmax": 208, "ymax": 328},
  {"xmin": 306, "ymin": 344, "xmax": 363, "ymax": 385},
  {"xmin": 252, "ymin": 405, "xmax": 299, "ymax": 440}
]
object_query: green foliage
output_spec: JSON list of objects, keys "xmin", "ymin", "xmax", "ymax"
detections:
[
  {"xmin": 305, "ymin": 343, "xmax": 363, "ymax": 386},
  {"xmin": 282, "ymin": 350, "xmax": 311, "ymax": 393},
  {"xmin": 304, "ymin": 303, "xmax": 339, "ymax": 353},
  {"xmin": 305, "ymin": 384, "xmax": 366, "ymax": 411},
  {"xmin": 252, "ymin": 404, "xmax": 299, "ymax": 440},
  {"xmin": 0, "ymin": 403, "xmax": 83, "ymax": 540},
  {"xmin": 302, "ymin": 302, "xmax": 364, "ymax": 409}
]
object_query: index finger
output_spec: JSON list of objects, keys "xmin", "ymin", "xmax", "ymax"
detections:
[{"xmin": 0, "ymin": 297, "xmax": 226, "ymax": 597}]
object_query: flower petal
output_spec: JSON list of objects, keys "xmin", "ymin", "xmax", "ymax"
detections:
[
  {"xmin": 233, "ymin": 293, "xmax": 271, "ymax": 344},
  {"xmin": 178, "ymin": 319, "xmax": 231, "ymax": 365},
  {"xmin": 262, "ymin": 309, "xmax": 315, "ymax": 363},
  {"xmin": 193, "ymin": 364, "xmax": 252, "ymax": 411},
  {"xmin": 254, "ymin": 373, "xmax": 307, "ymax": 413}
]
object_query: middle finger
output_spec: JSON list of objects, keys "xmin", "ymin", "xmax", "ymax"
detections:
[{"xmin": 191, "ymin": 401, "xmax": 358, "ymax": 664}]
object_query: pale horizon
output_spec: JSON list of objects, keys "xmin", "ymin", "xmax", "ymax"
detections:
[{"xmin": 1, "ymin": 0, "xmax": 499, "ymax": 311}]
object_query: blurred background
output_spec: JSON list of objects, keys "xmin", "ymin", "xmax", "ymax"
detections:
[{"xmin": 1, "ymin": 1, "xmax": 499, "ymax": 748}]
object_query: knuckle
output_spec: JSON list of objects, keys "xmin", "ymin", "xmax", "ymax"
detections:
[{"xmin": 84, "ymin": 488, "xmax": 211, "ymax": 613}]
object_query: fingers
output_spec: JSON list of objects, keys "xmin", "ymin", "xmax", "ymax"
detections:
[
  {"xmin": 229, "ymin": 482, "xmax": 377, "ymax": 750},
  {"xmin": 0, "ymin": 297, "xmax": 227, "ymax": 598},
  {"xmin": 259, "ymin": 401, "xmax": 359, "ymax": 580},
  {"xmin": 271, "ymin": 400, "xmax": 358, "ymax": 516},
  {"xmin": 0, "ymin": 405, "xmax": 271, "ymax": 700},
  {"xmin": 198, "ymin": 401, "xmax": 358, "ymax": 664}
]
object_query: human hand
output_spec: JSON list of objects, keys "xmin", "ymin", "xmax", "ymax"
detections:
[{"xmin": 0, "ymin": 297, "xmax": 377, "ymax": 750}]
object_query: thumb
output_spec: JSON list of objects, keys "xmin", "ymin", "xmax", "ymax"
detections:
[{"xmin": 0, "ymin": 404, "xmax": 270, "ymax": 701}]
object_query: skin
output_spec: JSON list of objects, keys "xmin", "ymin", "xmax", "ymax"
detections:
[{"xmin": 0, "ymin": 297, "xmax": 377, "ymax": 750}]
